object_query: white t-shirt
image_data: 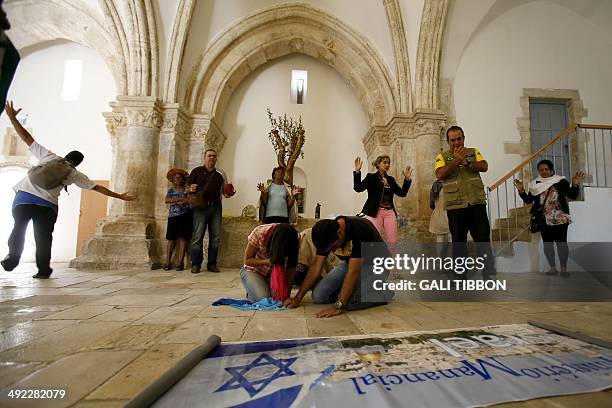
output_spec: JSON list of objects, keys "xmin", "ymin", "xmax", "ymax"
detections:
[{"xmin": 13, "ymin": 142, "xmax": 97, "ymax": 205}]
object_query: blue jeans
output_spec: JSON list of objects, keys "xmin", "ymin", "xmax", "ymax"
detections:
[
  {"xmin": 191, "ymin": 204, "xmax": 221, "ymax": 267},
  {"xmin": 311, "ymin": 262, "xmax": 392, "ymax": 311},
  {"xmin": 240, "ymin": 268, "xmax": 270, "ymax": 302}
]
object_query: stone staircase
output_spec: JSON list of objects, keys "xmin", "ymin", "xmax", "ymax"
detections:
[
  {"xmin": 490, "ymin": 205, "xmax": 532, "ymax": 257},
  {"xmin": 491, "ymin": 205, "xmax": 532, "ymax": 242}
]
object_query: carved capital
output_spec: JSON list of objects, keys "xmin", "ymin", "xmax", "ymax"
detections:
[
  {"xmin": 159, "ymin": 105, "xmax": 190, "ymax": 141},
  {"xmin": 205, "ymin": 119, "xmax": 227, "ymax": 152},
  {"xmin": 363, "ymin": 127, "xmax": 392, "ymax": 157},
  {"xmin": 187, "ymin": 115, "xmax": 227, "ymax": 154},
  {"xmin": 125, "ymin": 107, "xmax": 163, "ymax": 129},
  {"xmin": 413, "ymin": 118, "xmax": 445, "ymax": 137},
  {"xmin": 103, "ymin": 111, "xmax": 126, "ymax": 139},
  {"xmin": 115, "ymin": 96, "xmax": 163, "ymax": 129},
  {"xmin": 190, "ymin": 125, "xmax": 208, "ymax": 141}
]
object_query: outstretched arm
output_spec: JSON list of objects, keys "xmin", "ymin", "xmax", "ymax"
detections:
[
  {"xmin": 283, "ymin": 255, "xmax": 326, "ymax": 308},
  {"xmin": 93, "ymin": 185, "xmax": 135, "ymax": 201},
  {"xmin": 4, "ymin": 101, "xmax": 34, "ymax": 146}
]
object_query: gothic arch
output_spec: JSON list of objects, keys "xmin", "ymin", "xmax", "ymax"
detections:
[
  {"xmin": 183, "ymin": 3, "xmax": 397, "ymax": 128},
  {"xmin": 5, "ymin": 0, "xmax": 127, "ymax": 94}
]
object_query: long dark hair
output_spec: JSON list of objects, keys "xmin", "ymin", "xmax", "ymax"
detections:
[{"xmin": 266, "ymin": 224, "xmax": 298, "ymax": 267}]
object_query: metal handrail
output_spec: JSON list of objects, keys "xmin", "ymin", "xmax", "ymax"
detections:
[
  {"xmin": 488, "ymin": 123, "xmax": 612, "ymax": 255},
  {"xmin": 489, "ymin": 123, "xmax": 577, "ymax": 190}
]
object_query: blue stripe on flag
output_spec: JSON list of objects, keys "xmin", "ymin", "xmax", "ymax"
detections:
[{"xmin": 208, "ymin": 338, "xmax": 327, "ymax": 358}]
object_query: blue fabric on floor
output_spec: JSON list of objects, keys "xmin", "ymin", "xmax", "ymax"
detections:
[{"xmin": 212, "ymin": 297, "xmax": 286, "ymax": 311}]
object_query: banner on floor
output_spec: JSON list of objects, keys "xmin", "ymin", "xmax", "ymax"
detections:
[{"xmin": 152, "ymin": 324, "xmax": 612, "ymax": 408}]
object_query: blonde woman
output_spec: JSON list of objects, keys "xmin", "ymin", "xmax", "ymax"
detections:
[{"xmin": 353, "ymin": 155, "xmax": 412, "ymax": 251}]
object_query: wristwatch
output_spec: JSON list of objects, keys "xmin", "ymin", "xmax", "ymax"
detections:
[{"xmin": 334, "ymin": 300, "xmax": 344, "ymax": 310}]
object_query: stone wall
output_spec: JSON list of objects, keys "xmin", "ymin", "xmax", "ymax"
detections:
[{"xmin": 218, "ymin": 217, "xmax": 318, "ymax": 269}]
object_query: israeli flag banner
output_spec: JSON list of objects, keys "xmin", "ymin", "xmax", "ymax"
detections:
[{"xmin": 153, "ymin": 324, "xmax": 612, "ymax": 408}]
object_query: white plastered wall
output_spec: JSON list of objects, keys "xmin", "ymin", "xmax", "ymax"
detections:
[
  {"xmin": 179, "ymin": 0, "xmax": 396, "ymax": 105},
  {"xmin": 453, "ymin": 0, "xmax": 612, "ymax": 187},
  {"xmin": 0, "ymin": 41, "xmax": 117, "ymax": 261},
  {"xmin": 218, "ymin": 54, "xmax": 369, "ymax": 219}
]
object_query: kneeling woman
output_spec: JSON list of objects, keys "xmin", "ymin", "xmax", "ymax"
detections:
[{"xmin": 240, "ymin": 223, "xmax": 299, "ymax": 301}]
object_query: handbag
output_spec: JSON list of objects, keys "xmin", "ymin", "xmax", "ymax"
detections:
[
  {"xmin": 187, "ymin": 172, "xmax": 214, "ymax": 210},
  {"xmin": 529, "ymin": 187, "xmax": 552, "ymax": 233}
]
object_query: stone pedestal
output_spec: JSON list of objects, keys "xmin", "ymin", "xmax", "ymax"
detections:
[
  {"xmin": 71, "ymin": 96, "xmax": 163, "ymax": 270},
  {"xmin": 70, "ymin": 216, "xmax": 158, "ymax": 270}
]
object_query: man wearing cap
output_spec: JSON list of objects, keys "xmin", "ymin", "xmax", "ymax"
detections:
[{"xmin": 0, "ymin": 101, "xmax": 135, "ymax": 278}]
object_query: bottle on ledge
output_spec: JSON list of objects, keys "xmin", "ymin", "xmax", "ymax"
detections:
[{"xmin": 315, "ymin": 203, "xmax": 321, "ymax": 219}]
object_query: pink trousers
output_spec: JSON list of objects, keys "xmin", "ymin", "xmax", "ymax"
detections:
[{"xmin": 365, "ymin": 208, "xmax": 398, "ymax": 250}]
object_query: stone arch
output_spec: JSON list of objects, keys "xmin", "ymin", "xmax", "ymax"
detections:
[
  {"xmin": 5, "ymin": 0, "xmax": 127, "ymax": 94},
  {"xmin": 184, "ymin": 3, "xmax": 397, "ymax": 128}
]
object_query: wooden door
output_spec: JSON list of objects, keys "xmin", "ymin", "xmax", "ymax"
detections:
[
  {"xmin": 76, "ymin": 180, "xmax": 109, "ymax": 256},
  {"xmin": 529, "ymin": 100, "xmax": 570, "ymax": 175}
]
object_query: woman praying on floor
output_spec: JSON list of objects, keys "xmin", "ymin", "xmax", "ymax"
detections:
[{"xmin": 239, "ymin": 223, "xmax": 299, "ymax": 302}]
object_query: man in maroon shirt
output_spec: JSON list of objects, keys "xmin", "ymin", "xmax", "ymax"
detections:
[{"xmin": 188, "ymin": 149, "xmax": 234, "ymax": 273}]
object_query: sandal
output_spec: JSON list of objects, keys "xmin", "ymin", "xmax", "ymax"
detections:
[{"xmin": 163, "ymin": 264, "xmax": 171, "ymax": 271}]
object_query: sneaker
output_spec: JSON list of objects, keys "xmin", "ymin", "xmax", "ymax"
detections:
[
  {"xmin": 207, "ymin": 265, "xmax": 221, "ymax": 273},
  {"xmin": 176, "ymin": 263, "xmax": 184, "ymax": 271},
  {"xmin": 33, "ymin": 272, "xmax": 52, "ymax": 279},
  {"xmin": 191, "ymin": 265, "xmax": 201, "ymax": 274},
  {"xmin": 560, "ymin": 271, "xmax": 570, "ymax": 278},
  {"xmin": 1, "ymin": 256, "xmax": 18, "ymax": 271},
  {"xmin": 162, "ymin": 264, "xmax": 171, "ymax": 271}
]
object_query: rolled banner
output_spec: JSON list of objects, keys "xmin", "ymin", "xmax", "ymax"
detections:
[{"xmin": 124, "ymin": 335, "xmax": 222, "ymax": 408}]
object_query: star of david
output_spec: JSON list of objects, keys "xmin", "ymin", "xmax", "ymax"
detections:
[{"xmin": 215, "ymin": 352, "xmax": 298, "ymax": 397}]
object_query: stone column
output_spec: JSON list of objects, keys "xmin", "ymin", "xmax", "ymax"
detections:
[
  {"xmin": 102, "ymin": 104, "xmax": 127, "ymax": 217},
  {"xmin": 151, "ymin": 104, "xmax": 190, "ymax": 262},
  {"xmin": 182, "ymin": 115, "xmax": 228, "ymax": 265},
  {"xmin": 70, "ymin": 96, "xmax": 163, "ymax": 270},
  {"xmin": 367, "ymin": 113, "xmax": 446, "ymax": 241},
  {"xmin": 186, "ymin": 114, "xmax": 227, "ymax": 170},
  {"xmin": 412, "ymin": 111, "xmax": 446, "ymax": 239},
  {"xmin": 387, "ymin": 116, "xmax": 416, "ymax": 222}
]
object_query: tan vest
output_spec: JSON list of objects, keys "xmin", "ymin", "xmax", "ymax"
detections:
[{"xmin": 441, "ymin": 148, "xmax": 487, "ymax": 210}]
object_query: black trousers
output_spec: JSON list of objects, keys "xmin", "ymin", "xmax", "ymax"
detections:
[
  {"xmin": 540, "ymin": 223, "xmax": 569, "ymax": 268},
  {"xmin": 7, "ymin": 204, "xmax": 57, "ymax": 274},
  {"xmin": 446, "ymin": 204, "xmax": 495, "ymax": 276},
  {"xmin": 446, "ymin": 204, "xmax": 491, "ymax": 242}
]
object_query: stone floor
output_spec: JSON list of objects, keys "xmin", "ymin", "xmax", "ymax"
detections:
[{"xmin": 0, "ymin": 263, "xmax": 611, "ymax": 407}]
